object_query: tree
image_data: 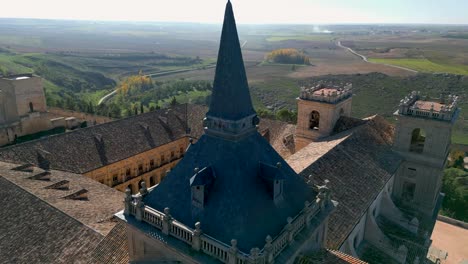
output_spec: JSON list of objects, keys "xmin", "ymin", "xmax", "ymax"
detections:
[{"xmin": 170, "ymin": 97, "xmax": 178, "ymax": 107}]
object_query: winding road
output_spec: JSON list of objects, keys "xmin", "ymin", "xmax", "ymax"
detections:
[{"xmin": 336, "ymin": 41, "xmax": 418, "ymax": 74}]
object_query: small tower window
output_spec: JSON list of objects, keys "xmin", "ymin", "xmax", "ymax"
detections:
[
  {"xmin": 410, "ymin": 128, "xmax": 426, "ymax": 153},
  {"xmin": 29, "ymin": 102, "xmax": 34, "ymax": 112},
  {"xmin": 309, "ymin": 111, "xmax": 320, "ymax": 130},
  {"xmin": 191, "ymin": 185, "xmax": 205, "ymax": 208},
  {"xmin": 402, "ymin": 181, "xmax": 416, "ymax": 202}
]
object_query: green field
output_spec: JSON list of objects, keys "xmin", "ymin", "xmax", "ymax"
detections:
[
  {"xmin": 369, "ymin": 58, "xmax": 468, "ymax": 75},
  {"xmin": 266, "ymin": 35, "xmax": 333, "ymax": 42}
]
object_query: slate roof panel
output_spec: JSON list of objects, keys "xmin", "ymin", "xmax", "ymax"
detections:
[{"xmin": 144, "ymin": 132, "xmax": 316, "ymax": 252}]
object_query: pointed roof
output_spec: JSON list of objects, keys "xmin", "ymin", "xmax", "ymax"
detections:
[{"xmin": 207, "ymin": 0, "xmax": 255, "ymax": 120}]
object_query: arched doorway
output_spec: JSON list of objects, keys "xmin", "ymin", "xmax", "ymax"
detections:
[
  {"xmin": 410, "ymin": 128, "xmax": 426, "ymax": 153},
  {"xmin": 309, "ymin": 111, "xmax": 320, "ymax": 130}
]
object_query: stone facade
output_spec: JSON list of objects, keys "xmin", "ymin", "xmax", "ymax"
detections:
[
  {"xmin": 85, "ymin": 137, "xmax": 189, "ymax": 193},
  {"xmin": 0, "ymin": 74, "xmax": 52, "ymax": 146},
  {"xmin": 393, "ymin": 92, "xmax": 459, "ymax": 216},
  {"xmin": 295, "ymin": 83, "xmax": 353, "ymax": 150}
]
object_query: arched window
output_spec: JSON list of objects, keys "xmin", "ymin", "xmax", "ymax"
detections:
[
  {"xmin": 309, "ymin": 111, "xmax": 320, "ymax": 130},
  {"xmin": 339, "ymin": 108, "xmax": 345, "ymax": 116},
  {"xmin": 29, "ymin": 102, "xmax": 34, "ymax": 112},
  {"xmin": 410, "ymin": 128, "xmax": 426, "ymax": 153}
]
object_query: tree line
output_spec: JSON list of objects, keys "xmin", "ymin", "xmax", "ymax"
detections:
[{"xmin": 266, "ymin": 48, "xmax": 311, "ymax": 65}]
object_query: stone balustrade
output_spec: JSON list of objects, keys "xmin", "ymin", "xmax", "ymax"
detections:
[
  {"xmin": 299, "ymin": 83, "xmax": 353, "ymax": 104},
  {"xmin": 124, "ymin": 183, "xmax": 326, "ymax": 263},
  {"xmin": 398, "ymin": 91, "xmax": 459, "ymax": 121}
]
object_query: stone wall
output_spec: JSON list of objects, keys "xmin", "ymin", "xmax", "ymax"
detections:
[{"xmin": 48, "ymin": 107, "xmax": 114, "ymax": 126}]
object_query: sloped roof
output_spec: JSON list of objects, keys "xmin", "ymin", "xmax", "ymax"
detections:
[
  {"xmin": 297, "ymin": 249, "xmax": 368, "ymax": 264},
  {"xmin": 144, "ymin": 132, "xmax": 316, "ymax": 253},
  {"xmin": 90, "ymin": 220, "xmax": 129, "ymax": 264},
  {"xmin": 0, "ymin": 104, "xmax": 206, "ymax": 174},
  {"xmin": 0, "ymin": 161, "xmax": 124, "ymax": 235},
  {"xmin": 287, "ymin": 115, "xmax": 402, "ymax": 249},
  {"xmin": 207, "ymin": 0, "xmax": 255, "ymax": 120},
  {"xmin": 0, "ymin": 176, "xmax": 103, "ymax": 263}
]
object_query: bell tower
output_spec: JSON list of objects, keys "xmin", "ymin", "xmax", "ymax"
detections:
[
  {"xmin": 295, "ymin": 83, "xmax": 353, "ymax": 150},
  {"xmin": 392, "ymin": 91, "xmax": 460, "ymax": 216}
]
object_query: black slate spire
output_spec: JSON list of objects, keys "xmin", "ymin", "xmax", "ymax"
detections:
[{"xmin": 206, "ymin": 0, "xmax": 255, "ymax": 121}]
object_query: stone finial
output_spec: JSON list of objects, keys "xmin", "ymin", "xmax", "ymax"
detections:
[
  {"xmin": 264, "ymin": 235, "xmax": 274, "ymax": 263},
  {"xmin": 135, "ymin": 196, "xmax": 144, "ymax": 221},
  {"xmin": 250, "ymin": 248, "xmax": 260, "ymax": 257},
  {"xmin": 124, "ymin": 187, "xmax": 132, "ymax": 215},
  {"xmin": 192, "ymin": 221, "xmax": 202, "ymax": 251},
  {"xmin": 164, "ymin": 207, "xmax": 171, "ymax": 217},
  {"xmin": 194, "ymin": 167, "xmax": 199, "ymax": 174},
  {"xmin": 231, "ymin": 239, "xmax": 238, "ymax": 249},
  {"xmin": 125, "ymin": 188, "xmax": 132, "ymax": 199},
  {"xmin": 189, "ymin": 138, "xmax": 194, "ymax": 144},
  {"xmin": 195, "ymin": 221, "xmax": 201, "ymax": 230},
  {"xmin": 140, "ymin": 181, "xmax": 148, "ymax": 196},
  {"xmin": 276, "ymin": 162, "xmax": 282, "ymax": 169}
]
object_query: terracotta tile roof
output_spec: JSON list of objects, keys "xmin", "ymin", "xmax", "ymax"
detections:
[
  {"xmin": 313, "ymin": 88, "xmax": 340, "ymax": 96},
  {"xmin": 297, "ymin": 249, "xmax": 368, "ymax": 263},
  {"xmin": 91, "ymin": 220, "xmax": 129, "ymax": 264},
  {"xmin": 0, "ymin": 104, "xmax": 207, "ymax": 174},
  {"xmin": 0, "ymin": 176, "xmax": 102, "ymax": 263},
  {"xmin": 413, "ymin": 100, "xmax": 444, "ymax": 112},
  {"xmin": 287, "ymin": 115, "xmax": 402, "ymax": 249},
  {"xmin": 0, "ymin": 161, "xmax": 124, "ymax": 235}
]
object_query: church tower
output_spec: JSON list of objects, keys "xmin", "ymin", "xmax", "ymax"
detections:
[
  {"xmin": 119, "ymin": 2, "xmax": 336, "ymax": 263},
  {"xmin": 295, "ymin": 83, "xmax": 353, "ymax": 150},
  {"xmin": 392, "ymin": 91, "xmax": 460, "ymax": 217}
]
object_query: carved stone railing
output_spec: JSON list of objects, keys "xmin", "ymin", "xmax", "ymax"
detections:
[
  {"xmin": 124, "ymin": 183, "xmax": 328, "ymax": 263},
  {"xmin": 397, "ymin": 91, "xmax": 459, "ymax": 121},
  {"xmin": 300, "ymin": 83, "xmax": 353, "ymax": 104}
]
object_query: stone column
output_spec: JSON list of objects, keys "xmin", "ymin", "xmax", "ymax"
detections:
[
  {"xmin": 192, "ymin": 222, "xmax": 202, "ymax": 251},
  {"xmin": 264, "ymin": 235, "xmax": 274, "ymax": 264},
  {"xmin": 135, "ymin": 195, "xmax": 144, "ymax": 221},
  {"xmin": 124, "ymin": 188, "xmax": 132, "ymax": 216},
  {"xmin": 228, "ymin": 239, "xmax": 238, "ymax": 264},
  {"xmin": 162, "ymin": 207, "xmax": 172, "ymax": 235}
]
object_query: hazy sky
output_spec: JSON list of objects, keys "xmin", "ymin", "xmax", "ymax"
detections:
[{"xmin": 1, "ymin": 0, "xmax": 467, "ymax": 24}]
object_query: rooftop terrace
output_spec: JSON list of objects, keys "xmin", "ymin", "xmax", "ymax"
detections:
[
  {"xmin": 397, "ymin": 91, "xmax": 459, "ymax": 122},
  {"xmin": 299, "ymin": 82, "xmax": 353, "ymax": 104}
]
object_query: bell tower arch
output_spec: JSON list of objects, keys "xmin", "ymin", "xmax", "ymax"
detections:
[{"xmin": 295, "ymin": 83, "xmax": 353, "ymax": 150}]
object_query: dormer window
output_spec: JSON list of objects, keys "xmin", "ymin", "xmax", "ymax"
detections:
[
  {"xmin": 190, "ymin": 166, "xmax": 216, "ymax": 209},
  {"xmin": 259, "ymin": 162, "xmax": 285, "ymax": 204}
]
